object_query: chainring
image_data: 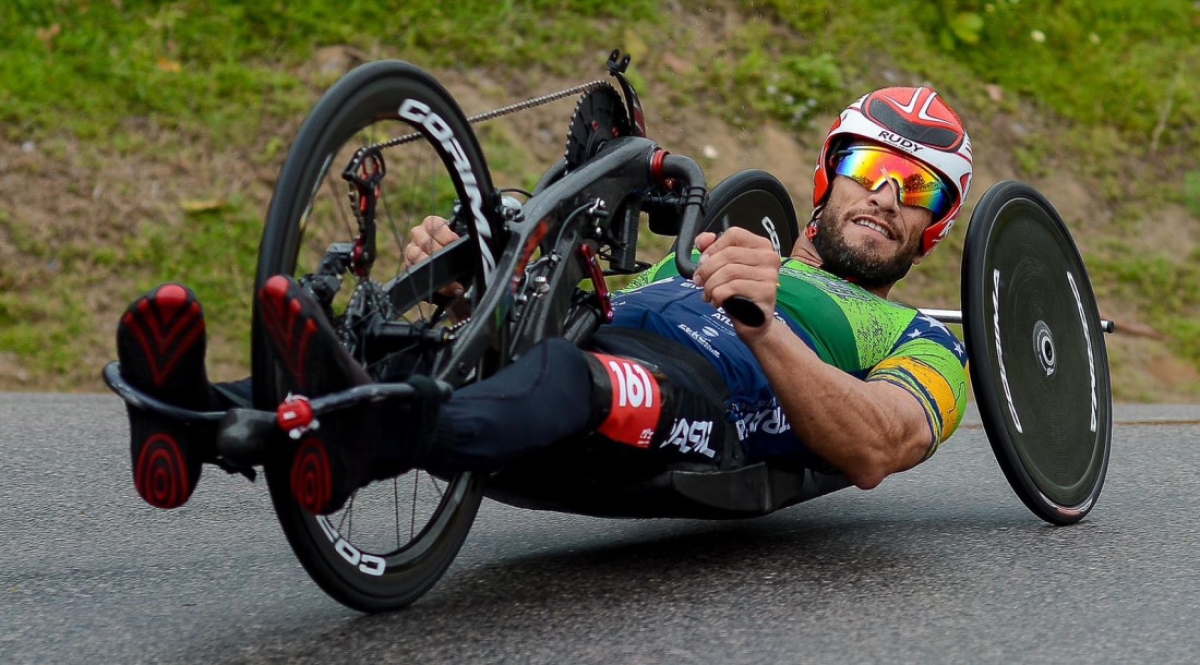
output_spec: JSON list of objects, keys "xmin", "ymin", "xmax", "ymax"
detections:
[{"xmin": 564, "ymin": 82, "xmax": 631, "ymax": 170}]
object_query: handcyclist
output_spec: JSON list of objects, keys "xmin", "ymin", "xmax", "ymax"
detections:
[{"xmin": 117, "ymin": 86, "xmax": 973, "ymax": 515}]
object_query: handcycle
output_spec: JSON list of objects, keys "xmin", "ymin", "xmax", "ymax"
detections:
[{"xmin": 105, "ymin": 50, "xmax": 1114, "ymax": 613}]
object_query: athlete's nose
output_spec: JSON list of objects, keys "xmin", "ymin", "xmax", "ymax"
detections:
[{"xmin": 866, "ymin": 176, "xmax": 902, "ymax": 212}]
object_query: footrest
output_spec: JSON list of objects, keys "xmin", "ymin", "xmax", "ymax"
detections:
[
  {"xmin": 105, "ymin": 360, "xmax": 453, "ymax": 468},
  {"xmin": 295, "ymin": 380, "xmax": 453, "ymax": 417},
  {"xmin": 102, "ymin": 361, "xmax": 226, "ymax": 423},
  {"xmin": 275, "ymin": 377, "xmax": 453, "ymax": 441}
]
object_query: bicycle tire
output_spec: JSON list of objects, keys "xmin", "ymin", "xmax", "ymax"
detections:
[
  {"xmin": 254, "ymin": 60, "xmax": 498, "ymax": 612},
  {"xmin": 670, "ymin": 169, "xmax": 800, "ymax": 256},
  {"xmin": 962, "ymin": 180, "xmax": 1112, "ymax": 525},
  {"xmin": 704, "ymin": 169, "xmax": 799, "ymax": 255}
]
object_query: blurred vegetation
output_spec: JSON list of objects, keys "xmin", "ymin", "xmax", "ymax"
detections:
[{"xmin": 1, "ymin": 0, "xmax": 1198, "ymax": 397}]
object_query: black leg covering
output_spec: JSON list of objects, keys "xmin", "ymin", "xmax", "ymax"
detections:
[
  {"xmin": 212, "ymin": 378, "xmax": 253, "ymax": 409},
  {"xmin": 422, "ymin": 338, "xmax": 595, "ymax": 473}
]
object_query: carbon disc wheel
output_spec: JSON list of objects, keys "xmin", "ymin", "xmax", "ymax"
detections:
[
  {"xmin": 703, "ymin": 169, "xmax": 799, "ymax": 255},
  {"xmin": 671, "ymin": 169, "xmax": 800, "ymax": 256},
  {"xmin": 962, "ymin": 180, "xmax": 1112, "ymax": 525}
]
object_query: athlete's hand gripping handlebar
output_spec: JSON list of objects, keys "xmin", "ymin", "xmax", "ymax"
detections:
[{"xmin": 661, "ymin": 153, "xmax": 767, "ymax": 328}]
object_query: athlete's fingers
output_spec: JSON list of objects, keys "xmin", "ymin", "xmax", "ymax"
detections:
[
  {"xmin": 426, "ymin": 216, "xmax": 460, "ymax": 246},
  {"xmin": 704, "ymin": 227, "xmax": 774, "ymax": 255},
  {"xmin": 694, "ymin": 243, "xmax": 780, "ymax": 289},
  {"xmin": 701, "ymin": 262, "xmax": 778, "ymax": 303},
  {"xmin": 404, "ymin": 229, "xmax": 434, "ymax": 268},
  {"xmin": 700, "ymin": 267, "xmax": 779, "ymax": 316},
  {"xmin": 403, "ymin": 218, "xmax": 467, "ymax": 298},
  {"xmin": 418, "ymin": 217, "xmax": 442, "ymax": 257},
  {"xmin": 405, "ymin": 216, "xmax": 457, "ymax": 268},
  {"xmin": 696, "ymin": 229, "xmax": 776, "ymax": 272},
  {"xmin": 704, "ymin": 262, "xmax": 778, "ymax": 318},
  {"xmin": 695, "ymin": 232, "xmax": 781, "ymax": 327},
  {"xmin": 404, "ymin": 241, "xmax": 427, "ymax": 269},
  {"xmin": 695, "ymin": 231, "xmax": 719, "ymax": 254}
]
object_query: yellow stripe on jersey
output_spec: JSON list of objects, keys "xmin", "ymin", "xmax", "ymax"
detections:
[{"xmin": 868, "ymin": 355, "xmax": 966, "ymax": 458}]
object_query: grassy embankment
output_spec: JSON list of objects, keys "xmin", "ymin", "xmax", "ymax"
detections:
[{"xmin": 1, "ymin": 1, "xmax": 1197, "ymax": 399}]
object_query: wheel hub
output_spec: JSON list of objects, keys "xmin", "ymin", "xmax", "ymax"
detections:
[{"xmin": 1032, "ymin": 320, "xmax": 1056, "ymax": 377}]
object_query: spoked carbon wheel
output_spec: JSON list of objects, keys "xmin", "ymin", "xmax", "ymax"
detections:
[
  {"xmin": 254, "ymin": 60, "xmax": 499, "ymax": 611},
  {"xmin": 962, "ymin": 180, "xmax": 1112, "ymax": 525}
]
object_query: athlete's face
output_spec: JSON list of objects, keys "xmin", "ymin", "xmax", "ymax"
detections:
[{"xmin": 811, "ymin": 174, "xmax": 933, "ymax": 289}]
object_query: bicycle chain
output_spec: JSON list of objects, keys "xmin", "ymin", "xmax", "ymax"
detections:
[{"xmin": 371, "ymin": 79, "xmax": 609, "ymax": 151}]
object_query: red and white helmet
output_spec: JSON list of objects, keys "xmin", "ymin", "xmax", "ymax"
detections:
[{"xmin": 813, "ymin": 87, "xmax": 973, "ymax": 255}]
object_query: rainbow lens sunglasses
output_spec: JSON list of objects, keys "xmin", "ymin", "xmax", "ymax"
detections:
[{"xmin": 833, "ymin": 145, "xmax": 952, "ymax": 217}]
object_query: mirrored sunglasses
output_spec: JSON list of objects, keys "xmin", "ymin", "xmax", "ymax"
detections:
[{"xmin": 834, "ymin": 145, "xmax": 952, "ymax": 217}]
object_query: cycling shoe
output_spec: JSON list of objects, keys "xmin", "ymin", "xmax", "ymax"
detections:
[
  {"xmin": 117, "ymin": 283, "xmax": 217, "ymax": 509},
  {"xmin": 257, "ymin": 275, "xmax": 415, "ymax": 515}
]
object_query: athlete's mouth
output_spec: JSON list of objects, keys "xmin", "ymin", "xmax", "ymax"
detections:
[{"xmin": 852, "ymin": 216, "xmax": 895, "ymax": 241}]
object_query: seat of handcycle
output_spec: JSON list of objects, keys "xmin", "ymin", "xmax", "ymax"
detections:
[
  {"xmin": 482, "ymin": 443, "xmax": 852, "ymax": 519},
  {"xmin": 481, "ymin": 168, "xmax": 836, "ymax": 519}
]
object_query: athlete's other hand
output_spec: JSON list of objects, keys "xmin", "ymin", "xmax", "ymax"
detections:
[
  {"xmin": 405, "ymin": 216, "xmax": 461, "ymax": 267},
  {"xmin": 692, "ymin": 228, "xmax": 780, "ymax": 340},
  {"xmin": 405, "ymin": 216, "xmax": 465, "ymax": 298}
]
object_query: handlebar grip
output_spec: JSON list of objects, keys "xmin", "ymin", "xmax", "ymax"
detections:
[
  {"xmin": 722, "ymin": 296, "xmax": 767, "ymax": 327},
  {"xmin": 660, "ymin": 154, "xmax": 768, "ymax": 328}
]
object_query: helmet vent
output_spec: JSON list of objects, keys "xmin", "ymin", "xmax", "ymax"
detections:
[{"xmin": 867, "ymin": 98, "xmax": 961, "ymax": 150}]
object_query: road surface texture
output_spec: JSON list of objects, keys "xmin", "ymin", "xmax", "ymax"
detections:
[{"xmin": 3, "ymin": 394, "xmax": 1199, "ymax": 664}]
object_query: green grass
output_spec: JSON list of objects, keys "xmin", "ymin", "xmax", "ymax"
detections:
[
  {"xmin": 1187, "ymin": 171, "xmax": 1200, "ymax": 217},
  {"xmin": 7, "ymin": 0, "xmax": 1195, "ymax": 182},
  {"xmin": 1091, "ymin": 251, "xmax": 1200, "ymax": 352},
  {"xmin": 761, "ymin": 1, "xmax": 1195, "ymax": 138},
  {"xmin": 0, "ymin": 1, "xmax": 659, "ymax": 143},
  {"xmin": 2, "ymin": 1, "xmax": 1199, "ymax": 394}
]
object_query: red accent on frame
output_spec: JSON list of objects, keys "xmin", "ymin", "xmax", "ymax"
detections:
[
  {"xmin": 578, "ymin": 244, "xmax": 613, "ymax": 323},
  {"xmin": 277, "ymin": 395, "xmax": 315, "ymax": 432}
]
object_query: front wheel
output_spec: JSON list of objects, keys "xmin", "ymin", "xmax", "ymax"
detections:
[{"xmin": 254, "ymin": 60, "xmax": 500, "ymax": 612}]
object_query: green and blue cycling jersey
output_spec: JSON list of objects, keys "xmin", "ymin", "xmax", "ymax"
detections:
[{"xmin": 610, "ymin": 254, "xmax": 969, "ymax": 463}]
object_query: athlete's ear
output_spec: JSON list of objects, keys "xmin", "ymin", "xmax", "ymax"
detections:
[
  {"xmin": 911, "ymin": 251, "xmax": 925, "ymax": 266},
  {"xmin": 804, "ymin": 209, "xmax": 820, "ymax": 241}
]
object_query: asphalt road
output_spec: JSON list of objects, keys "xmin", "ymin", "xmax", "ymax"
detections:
[{"xmin": 3, "ymin": 393, "xmax": 1200, "ymax": 664}]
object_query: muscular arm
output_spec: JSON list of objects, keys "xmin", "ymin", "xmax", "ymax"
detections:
[
  {"xmin": 693, "ymin": 228, "xmax": 932, "ymax": 489},
  {"xmin": 742, "ymin": 323, "xmax": 932, "ymax": 488}
]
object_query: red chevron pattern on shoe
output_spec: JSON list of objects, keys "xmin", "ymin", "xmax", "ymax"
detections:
[
  {"xmin": 117, "ymin": 283, "xmax": 214, "ymax": 509},
  {"xmin": 258, "ymin": 276, "xmax": 318, "ymax": 393},
  {"xmin": 256, "ymin": 274, "xmax": 387, "ymax": 515},
  {"xmin": 120, "ymin": 284, "xmax": 205, "ymax": 388}
]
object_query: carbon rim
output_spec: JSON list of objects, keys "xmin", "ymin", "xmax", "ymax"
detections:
[
  {"xmin": 256, "ymin": 61, "xmax": 490, "ymax": 610},
  {"xmin": 674, "ymin": 169, "xmax": 800, "ymax": 255},
  {"xmin": 963, "ymin": 180, "xmax": 1112, "ymax": 524}
]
